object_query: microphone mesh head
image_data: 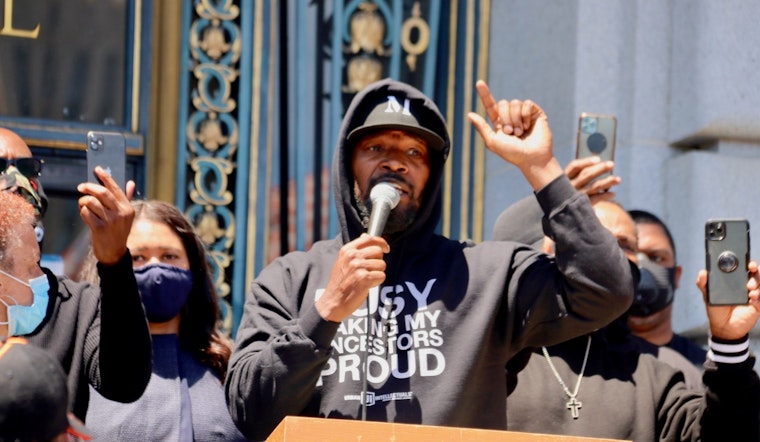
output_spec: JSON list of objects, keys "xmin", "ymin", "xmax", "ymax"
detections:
[{"xmin": 370, "ymin": 183, "xmax": 401, "ymax": 209}]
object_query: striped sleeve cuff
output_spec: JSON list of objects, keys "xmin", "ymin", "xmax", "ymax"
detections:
[{"xmin": 707, "ymin": 335, "xmax": 750, "ymax": 364}]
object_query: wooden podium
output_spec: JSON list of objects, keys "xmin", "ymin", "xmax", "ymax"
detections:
[{"xmin": 267, "ymin": 416, "xmax": 629, "ymax": 442}]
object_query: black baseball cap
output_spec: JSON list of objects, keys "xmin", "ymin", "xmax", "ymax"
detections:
[
  {"xmin": 0, "ymin": 337, "xmax": 91, "ymax": 441},
  {"xmin": 347, "ymin": 96, "xmax": 446, "ymax": 151}
]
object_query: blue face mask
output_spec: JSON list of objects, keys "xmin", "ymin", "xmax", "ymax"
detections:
[
  {"xmin": 134, "ymin": 263, "xmax": 193, "ymax": 323},
  {"xmin": 0, "ymin": 269, "xmax": 50, "ymax": 336}
]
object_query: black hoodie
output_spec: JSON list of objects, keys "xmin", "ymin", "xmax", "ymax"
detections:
[{"xmin": 225, "ymin": 78, "xmax": 634, "ymax": 440}]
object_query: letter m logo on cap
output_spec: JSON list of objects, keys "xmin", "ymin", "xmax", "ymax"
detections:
[{"xmin": 384, "ymin": 96, "xmax": 412, "ymax": 116}]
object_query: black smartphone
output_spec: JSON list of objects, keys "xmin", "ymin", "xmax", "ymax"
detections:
[
  {"xmin": 705, "ymin": 219, "xmax": 750, "ymax": 305},
  {"xmin": 576, "ymin": 112, "xmax": 617, "ymax": 167},
  {"xmin": 86, "ymin": 131, "xmax": 126, "ymax": 191}
]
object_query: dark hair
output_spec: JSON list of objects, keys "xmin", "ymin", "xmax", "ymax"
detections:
[
  {"xmin": 0, "ymin": 192, "xmax": 35, "ymax": 269},
  {"xmin": 80, "ymin": 200, "xmax": 232, "ymax": 380},
  {"xmin": 628, "ymin": 209, "xmax": 676, "ymax": 259}
]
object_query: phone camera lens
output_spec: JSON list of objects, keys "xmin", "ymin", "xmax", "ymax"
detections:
[
  {"xmin": 89, "ymin": 137, "xmax": 103, "ymax": 151},
  {"xmin": 580, "ymin": 117, "xmax": 597, "ymax": 134},
  {"xmin": 717, "ymin": 251, "xmax": 739, "ymax": 273},
  {"xmin": 708, "ymin": 222, "xmax": 727, "ymax": 240}
]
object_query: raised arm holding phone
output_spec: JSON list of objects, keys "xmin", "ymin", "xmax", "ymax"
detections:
[{"xmin": 0, "ymin": 127, "xmax": 151, "ymax": 420}]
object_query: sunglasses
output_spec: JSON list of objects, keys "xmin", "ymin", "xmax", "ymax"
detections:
[{"xmin": 0, "ymin": 158, "xmax": 44, "ymax": 178}]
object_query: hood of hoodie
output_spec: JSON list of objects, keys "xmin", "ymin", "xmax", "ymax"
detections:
[{"xmin": 332, "ymin": 78, "xmax": 451, "ymax": 245}]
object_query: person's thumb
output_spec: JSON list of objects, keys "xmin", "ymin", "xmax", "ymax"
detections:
[{"xmin": 468, "ymin": 112, "xmax": 493, "ymax": 142}]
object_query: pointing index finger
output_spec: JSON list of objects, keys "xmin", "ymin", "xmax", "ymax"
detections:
[{"xmin": 475, "ymin": 80, "xmax": 500, "ymax": 125}]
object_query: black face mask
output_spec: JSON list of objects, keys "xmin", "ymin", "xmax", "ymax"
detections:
[{"xmin": 629, "ymin": 253, "xmax": 677, "ymax": 317}]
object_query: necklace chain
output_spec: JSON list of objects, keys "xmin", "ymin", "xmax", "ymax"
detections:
[{"xmin": 541, "ymin": 335, "xmax": 592, "ymax": 419}]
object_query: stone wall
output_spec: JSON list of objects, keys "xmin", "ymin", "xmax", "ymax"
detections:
[{"xmin": 484, "ymin": 0, "xmax": 760, "ymax": 358}]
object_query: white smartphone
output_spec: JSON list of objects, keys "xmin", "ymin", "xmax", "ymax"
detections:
[{"xmin": 576, "ymin": 112, "xmax": 617, "ymax": 162}]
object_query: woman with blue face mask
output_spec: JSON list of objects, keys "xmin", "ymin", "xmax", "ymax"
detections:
[
  {"xmin": 82, "ymin": 200, "xmax": 246, "ymax": 441},
  {"xmin": 0, "ymin": 194, "xmax": 49, "ymax": 338}
]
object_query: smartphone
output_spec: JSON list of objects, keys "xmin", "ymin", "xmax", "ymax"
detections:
[
  {"xmin": 576, "ymin": 112, "xmax": 617, "ymax": 164},
  {"xmin": 86, "ymin": 131, "xmax": 126, "ymax": 190},
  {"xmin": 705, "ymin": 219, "xmax": 750, "ymax": 305}
]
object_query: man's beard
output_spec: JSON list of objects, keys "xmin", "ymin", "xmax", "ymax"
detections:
[{"xmin": 355, "ymin": 185, "xmax": 419, "ymax": 236}]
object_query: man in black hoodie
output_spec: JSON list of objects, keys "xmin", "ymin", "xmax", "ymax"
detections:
[{"xmin": 226, "ymin": 79, "xmax": 635, "ymax": 440}]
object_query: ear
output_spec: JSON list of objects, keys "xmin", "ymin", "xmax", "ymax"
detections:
[
  {"xmin": 674, "ymin": 265, "xmax": 683, "ymax": 289},
  {"xmin": 541, "ymin": 237, "xmax": 555, "ymax": 254}
]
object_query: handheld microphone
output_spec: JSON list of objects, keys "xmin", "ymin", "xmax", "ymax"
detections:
[
  {"xmin": 366, "ymin": 183, "xmax": 401, "ymax": 237},
  {"xmin": 361, "ymin": 182, "xmax": 400, "ymax": 421}
]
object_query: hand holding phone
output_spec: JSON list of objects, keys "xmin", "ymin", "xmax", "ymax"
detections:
[
  {"xmin": 705, "ymin": 219, "xmax": 750, "ymax": 305},
  {"xmin": 86, "ymin": 131, "xmax": 126, "ymax": 191}
]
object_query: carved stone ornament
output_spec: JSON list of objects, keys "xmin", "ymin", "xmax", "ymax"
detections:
[
  {"xmin": 197, "ymin": 113, "xmax": 229, "ymax": 152},
  {"xmin": 344, "ymin": 55, "xmax": 384, "ymax": 93},
  {"xmin": 349, "ymin": 2, "xmax": 387, "ymax": 56},
  {"xmin": 401, "ymin": 2, "xmax": 430, "ymax": 72},
  {"xmin": 199, "ymin": 19, "xmax": 232, "ymax": 60}
]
